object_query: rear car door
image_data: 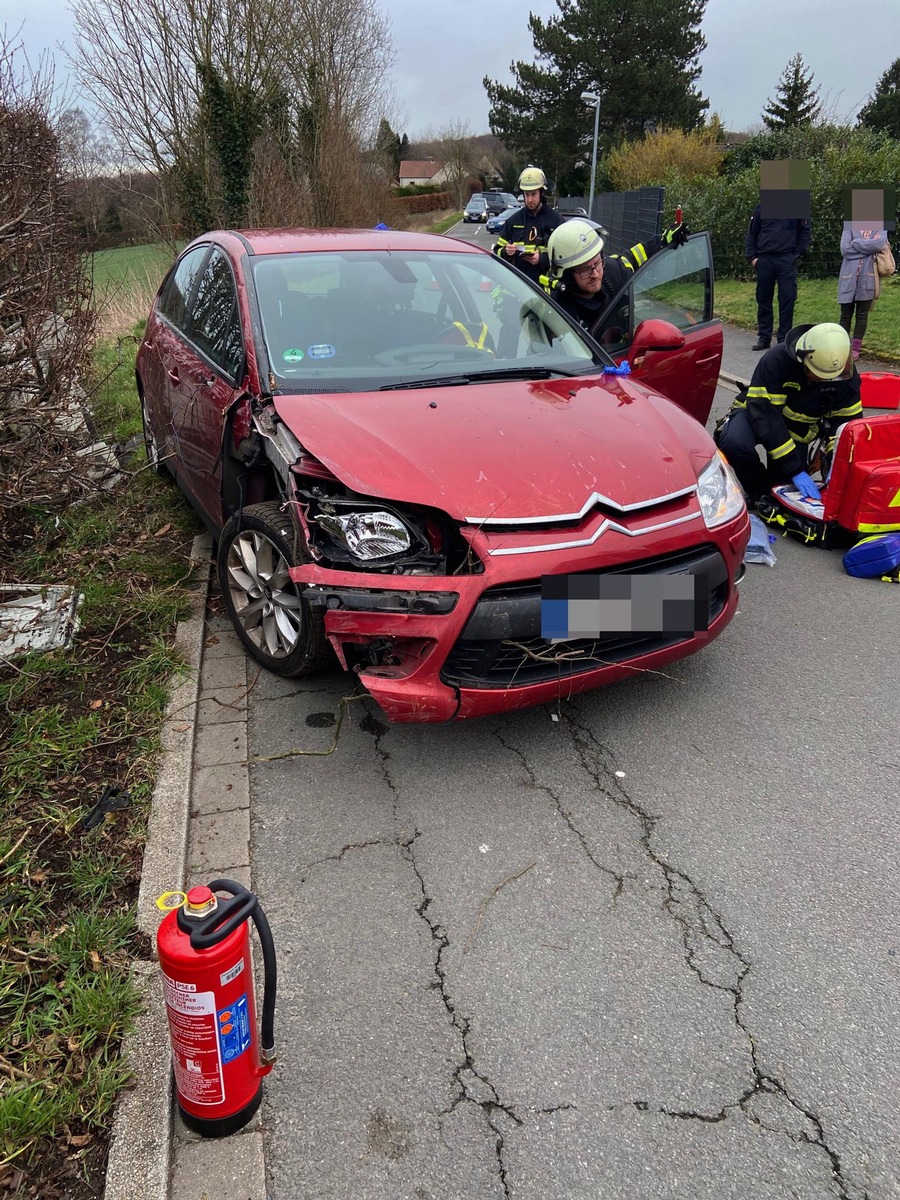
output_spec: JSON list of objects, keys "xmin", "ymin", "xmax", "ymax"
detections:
[
  {"xmin": 175, "ymin": 248, "xmax": 245, "ymax": 527},
  {"xmin": 593, "ymin": 232, "xmax": 723, "ymax": 425},
  {"xmin": 144, "ymin": 246, "xmax": 210, "ymax": 469}
]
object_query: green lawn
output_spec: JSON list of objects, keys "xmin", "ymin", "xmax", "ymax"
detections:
[
  {"xmin": 714, "ymin": 276, "xmax": 900, "ymax": 362},
  {"xmin": 89, "ymin": 243, "xmax": 178, "ymax": 296}
]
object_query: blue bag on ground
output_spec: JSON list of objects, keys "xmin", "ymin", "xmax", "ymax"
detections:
[
  {"xmin": 842, "ymin": 534, "xmax": 900, "ymax": 579},
  {"xmin": 744, "ymin": 513, "xmax": 777, "ymax": 567}
]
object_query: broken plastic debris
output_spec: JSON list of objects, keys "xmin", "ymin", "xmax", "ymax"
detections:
[
  {"xmin": 0, "ymin": 585, "xmax": 84, "ymax": 660},
  {"xmin": 479, "ymin": 844, "xmax": 490, "ymax": 854},
  {"xmin": 550, "ymin": 713, "xmax": 559, "ymax": 722},
  {"xmin": 80, "ymin": 785, "xmax": 131, "ymax": 831},
  {"xmin": 615, "ymin": 770, "xmax": 625, "ymax": 778}
]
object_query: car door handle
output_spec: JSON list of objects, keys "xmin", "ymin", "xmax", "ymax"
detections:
[
  {"xmin": 695, "ymin": 354, "xmax": 719, "ymax": 366},
  {"xmin": 167, "ymin": 368, "xmax": 180, "ymax": 383}
]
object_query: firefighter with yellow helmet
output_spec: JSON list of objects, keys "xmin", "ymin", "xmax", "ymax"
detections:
[
  {"xmin": 492, "ymin": 167, "xmax": 565, "ymax": 284},
  {"xmin": 714, "ymin": 323, "xmax": 862, "ymax": 506},
  {"xmin": 542, "ymin": 216, "xmax": 689, "ymax": 334}
]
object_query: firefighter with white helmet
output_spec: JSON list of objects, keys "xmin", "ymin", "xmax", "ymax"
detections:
[
  {"xmin": 492, "ymin": 166, "xmax": 565, "ymax": 284},
  {"xmin": 542, "ymin": 216, "xmax": 689, "ymax": 334},
  {"xmin": 715, "ymin": 322, "xmax": 861, "ymax": 506}
]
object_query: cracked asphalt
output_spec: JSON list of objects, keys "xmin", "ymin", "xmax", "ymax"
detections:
[
  {"xmin": 248, "ymin": 507, "xmax": 900, "ymax": 1198},
  {"xmin": 245, "ymin": 274, "xmax": 899, "ymax": 1197}
]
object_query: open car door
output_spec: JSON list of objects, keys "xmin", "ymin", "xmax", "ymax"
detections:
[{"xmin": 591, "ymin": 232, "xmax": 723, "ymax": 426}]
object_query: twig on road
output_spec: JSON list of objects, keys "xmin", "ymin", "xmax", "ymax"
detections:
[{"xmin": 464, "ymin": 861, "xmax": 537, "ymax": 955}]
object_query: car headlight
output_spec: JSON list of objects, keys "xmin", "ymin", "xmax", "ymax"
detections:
[
  {"xmin": 314, "ymin": 510, "xmax": 412, "ymax": 560},
  {"xmin": 697, "ymin": 451, "xmax": 745, "ymax": 529}
]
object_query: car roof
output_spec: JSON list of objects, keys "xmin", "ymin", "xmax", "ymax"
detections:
[{"xmin": 185, "ymin": 228, "xmax": 486, "ymax": 257}]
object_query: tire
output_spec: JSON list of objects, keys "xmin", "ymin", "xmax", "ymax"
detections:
[
  {"xmin": 139, "ymin": 383, "xmax": 168, "ymax": 477},
  {"xmin": 217, "ymin": 502, "xmax": 329, "ymax": 678}
]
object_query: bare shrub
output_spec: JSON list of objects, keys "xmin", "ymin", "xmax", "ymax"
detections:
[{"xmin": 0, "ymin": 36, "xmax": 100, "ymax": 571}]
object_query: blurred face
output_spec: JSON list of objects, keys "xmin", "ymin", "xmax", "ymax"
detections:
[
  {"xmin": 523, "ymin": 189, "xmax": 542, "ymax": 213},
  {"xmin": 570, "ymin": 252, "xmax": 605, "ymax": 295}
]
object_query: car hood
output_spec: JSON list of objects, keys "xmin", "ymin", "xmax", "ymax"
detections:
[{"xmin": 273, "ymin": 375, "xmax": 714, "ymax": 522}]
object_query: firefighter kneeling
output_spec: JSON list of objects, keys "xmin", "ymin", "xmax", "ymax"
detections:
[{"xmin": 715, "ymin": 323, "xmax": 861, "ymax": 508}]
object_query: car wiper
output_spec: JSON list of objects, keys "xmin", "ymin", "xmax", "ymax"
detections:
[{"xmin": 379, "ymin": 366, "xmax": 580, "ymax": 392}]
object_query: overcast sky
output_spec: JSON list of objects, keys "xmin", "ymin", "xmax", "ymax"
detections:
[{"xmin": 11, "ymin": 0, "xmax": 900, "ymax": 138}]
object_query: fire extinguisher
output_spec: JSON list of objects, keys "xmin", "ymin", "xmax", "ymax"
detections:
[{"xmin": 156, "ymin": 879, "xmax": 277, "ymax": 1137}]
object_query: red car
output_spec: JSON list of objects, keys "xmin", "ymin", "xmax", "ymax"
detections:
[{"xmin": 137, "ymin": 228, "xmax": 748, "ymax": 723}]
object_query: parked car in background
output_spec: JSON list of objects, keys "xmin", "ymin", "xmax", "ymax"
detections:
[
  {"xmin": 486, "ymin": 205, "xmax": 519, "ymax": 235},
  {"xmin": 137, "ymin": 228, "xmax": 743, "ymax": 723},
  {"xmin": 463, "ymin": 195, "xmax": 488, "ymax": 223},
  {"xmin": 483, "ymin": 190, "xmax": 518, "ymax": 216}
]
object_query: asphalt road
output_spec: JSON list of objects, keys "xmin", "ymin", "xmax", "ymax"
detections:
[{"xmin": 248, "ymin": 226, "xmax": 900, "ymax": 1199}]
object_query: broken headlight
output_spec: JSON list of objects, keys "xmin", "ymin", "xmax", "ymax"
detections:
[{"xmin": 314, "ymin": 510, "xmax": 415, "ymax": 561}]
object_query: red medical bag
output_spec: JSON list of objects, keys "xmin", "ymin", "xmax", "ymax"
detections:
[{"xmin": 758, "ymin": 414, "xmax": 900, "ymax": 546}]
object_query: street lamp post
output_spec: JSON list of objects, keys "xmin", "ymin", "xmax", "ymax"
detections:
[{"xmin": 581, "ymin": 91, "xmax": 601, "ymax": 221}]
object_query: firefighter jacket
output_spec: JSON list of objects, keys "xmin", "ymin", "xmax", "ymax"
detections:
[
  {"xmin": 493, "ymin": 201, "xmax": 565, "ymax": 284},
  {"xmin": 733, "ymin": 326, "xmax": 862, "ymax": 480},
  {"xmin": 541, "ymin": 235, "xmax": 666, "ymax": 336}
]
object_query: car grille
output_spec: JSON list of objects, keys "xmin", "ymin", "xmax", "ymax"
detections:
[{"xmin": 440, "ymin": 545, "xmax": 729, "ymax": 689}]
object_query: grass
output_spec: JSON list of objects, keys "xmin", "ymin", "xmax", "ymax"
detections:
[
  {"xmin": 715, "ymin": 275, "xmax": 900, "ymax": 362},
  {"xmin": 88, "ymin": 244, "xmax": 179, "ymax": 340},
  {"xmin": 424, "ymin": 211, "xmax": 464, "ymax": 234},
  {"xmin": 0, "ymin": 306, "xmax": 200, "ymax": 1193}
]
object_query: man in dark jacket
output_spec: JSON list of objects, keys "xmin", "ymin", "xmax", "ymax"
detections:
[
  {"xmin": 541, "ymin": 217, "xmax": 689, "ymax": 338},
  {"xmin": 492, "ymin": 166, "xmax": 564, "ymax": 285},
  {"xmin": 746, "ymin": 204, "xmax": 811, "ymax": 349},
  {"xmin": 714, "ymin": 323, "xmax": 861, "ymax": 505}
]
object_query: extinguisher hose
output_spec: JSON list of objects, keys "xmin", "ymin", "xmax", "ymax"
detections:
[{"xmin": 251, "ymin": 904, "xmax": 277, "ymax": 1063}]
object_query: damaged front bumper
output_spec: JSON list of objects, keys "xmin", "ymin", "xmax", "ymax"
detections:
[{"xmin": 290, "ymin": 523, "xmax": 746, "ymax": 723}]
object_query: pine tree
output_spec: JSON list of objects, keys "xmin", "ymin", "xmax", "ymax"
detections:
[
  {"xmin": 762, "ymin": 55, "xmax": 821, "ymax": 131},
  {"xmin": 374, "ymin": 117, "xmax": 401, "ymax": 182},
  {"xmin": 483, "ymin": 0, "xmax": 708, "ymax": 192},
  {"xmin": 857, "ymin": 57, "xmax": 900, "ymax": 139}
]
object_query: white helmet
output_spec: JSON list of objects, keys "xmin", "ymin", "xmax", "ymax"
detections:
[
  {"xmin": 518, "ymin": 166, "xmax": 548, "ymax": 192},
  {"xmin": 794, "ymin": 323, "xmax": 852, "ymax": 379},
  {"xmin": 547, "ymin": 219, "xmax": 605, "ymax": 278}
]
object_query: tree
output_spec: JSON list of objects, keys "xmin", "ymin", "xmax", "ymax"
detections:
[
  {"xmin": 69, "ymin": 0, "xmax": 395, "ymax": 232},
  {"xmin": 857, "ymin": 57, "xmax": 900, "ymax": 139},
  {"xmin": 483, "ymin": 0, "xmax": 708, "ymax": 192},
  {"xmin": 374, "ymin": 117, "xmax": 402, "ymax": 183},
  {"xmin": 419, "ymin": 121, "xmax": 477, "ymax": 207},
  {"xmin": 762, "ymin": 54, "xmax": 821, "ymax": 131}
]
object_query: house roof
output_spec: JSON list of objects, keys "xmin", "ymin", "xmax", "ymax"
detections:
[{"xmin": 399, "ymin": 160, "xmax": 445, "ymax": 179}]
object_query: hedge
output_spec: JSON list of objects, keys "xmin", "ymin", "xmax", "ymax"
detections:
[{"xmin": 657, "ymin": 126, "xmax": 900, "ymax": 279}]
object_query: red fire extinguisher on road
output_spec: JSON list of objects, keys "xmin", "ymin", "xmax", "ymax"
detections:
[{"xmin": 156, "ymin": 879, "xmax": 277, "ymax": 1137}]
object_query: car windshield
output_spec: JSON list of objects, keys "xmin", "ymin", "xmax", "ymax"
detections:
[{"xmin": 251, "ymin": 249, "xmax": 604, "ymax": 392}]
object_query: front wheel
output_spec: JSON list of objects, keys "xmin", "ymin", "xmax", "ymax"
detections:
[{"xmin": 217, "ymin": 503, "xmax": 329, "ymax": 677}]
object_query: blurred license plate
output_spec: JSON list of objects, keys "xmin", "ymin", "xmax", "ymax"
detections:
[{"xmin": 541, "ymin": 573, "xmax": 709, "ymax": 641}]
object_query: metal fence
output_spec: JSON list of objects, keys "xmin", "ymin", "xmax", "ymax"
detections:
[{"xmin": 559, "ymin": 187, "xmax": 665, "ymax": 257}]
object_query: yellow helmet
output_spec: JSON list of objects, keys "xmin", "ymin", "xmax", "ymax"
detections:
[
  {"xmin": 547, "ymin": 219, "xmax": 605, "ymax": 277},
  {"xmin": 518, "ymin": 166, "xmax": 548, "ymax": 192},
  {"xmin": 794, "ymin": 323, "xmax": 852, "ymax": 379}
]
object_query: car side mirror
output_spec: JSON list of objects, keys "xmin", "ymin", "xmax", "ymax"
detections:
[{"xmin": 628, "ymin": 318, "xmax": 685, "ymax": 368}]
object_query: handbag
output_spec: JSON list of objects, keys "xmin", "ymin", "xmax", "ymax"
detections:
[{"xmin": 875, "ymin": 240, "xmax": 895, "ymax": 277}]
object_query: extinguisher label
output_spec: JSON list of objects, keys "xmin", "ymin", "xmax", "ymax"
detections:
[
  {"xmin": 217, "ymin": 992, "xmax": 252, "ymax": 1063},
  {"xmin": 220, "ymin": 957, "xmax": 245, "ymax": 986},
  {"xmin": 162, "ymin": 974, "xmax": 224, "ymax": 1105}
]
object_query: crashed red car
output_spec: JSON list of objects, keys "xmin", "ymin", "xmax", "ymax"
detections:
[{"xmin": 136, "ymin": 228, "xmax": 748, "ymax": 723}]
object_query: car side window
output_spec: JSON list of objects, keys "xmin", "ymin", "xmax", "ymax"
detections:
[
  {"xmin": 593, "ymin": 234, "xmax": 714, "ymax": 355},
  {"xmin": 157, "ymin": 247, "xmax": 209, "ymax": 332},
  {"xmin": 187, "ymin": 249, "xmax": 244, "ymax": 379}
]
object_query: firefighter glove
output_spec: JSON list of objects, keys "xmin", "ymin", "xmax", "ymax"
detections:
[
  {"xmin": 791, "ymin": 471, "xmax": 822, "ymax": 502},
  {"xmin": 662, "ymin": 222, "xmax": 690, "ymax": 248}
]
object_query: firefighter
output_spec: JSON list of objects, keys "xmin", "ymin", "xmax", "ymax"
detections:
[
  {"xmin": 492, "ymin": 167, "xmax": 565, "ymax": 284},
  {"xmin": 542, "ymin": 218, "xmax": 689, "ymax": 336},
  {"xmin": 714, "ymin": 323, "xmax": 862, "ymax": 506}
]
